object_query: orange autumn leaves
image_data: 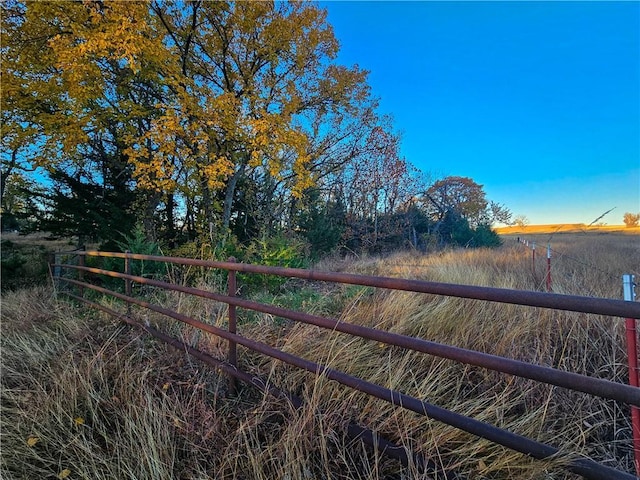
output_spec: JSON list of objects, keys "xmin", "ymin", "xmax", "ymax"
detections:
[{"xmin": 24, "ymin": 416, "xmax": 85, "ymax": 479}]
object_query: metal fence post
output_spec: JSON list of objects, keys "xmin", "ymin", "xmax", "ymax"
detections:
[
  {"xmin": 77, "ymin": 252, "xmax": 85, "ymax": 298},
  {"xmin": 623, "ymin": 274, "xmax": 640, "ymax": 476},
  {"xmin": 532, "ymin": 242, "xmax": 536, "ymax": 275},
  {"xmin": 125, "ymin": 250, "xmax": 132, "ymax": 316},
  {"xmin": 124, "ymin": 250, "xmax": 133, "ymax": 317},
  {"xmin": 48, "ymin": 253, "xmax": 56, "ymax": 290},
  {"xmin": 546, "ymin": 244, "xmax": 552, "ymax": 292},
  {"xmin": 227, "ymin": 257, "xmax": 238, "ymax": 395}
]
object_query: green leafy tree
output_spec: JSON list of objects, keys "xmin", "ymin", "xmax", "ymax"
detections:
[
  {"xmin": 471, "ymin": 223, "xmax": 502, "ymax": 247},
  {"xmin": 428, "ymin": 209, "xmax": 501, "ymax": 249},
  {"xmin": 0, "ymin": 172, "xmax": 45, "ymax": 232}
]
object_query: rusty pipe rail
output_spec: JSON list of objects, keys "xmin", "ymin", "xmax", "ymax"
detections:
[
  {"xmin": 64, "ymin": 292, "xmax": 451, "ymax": 478},
  {"xmin": 57, "ymin": 276, "xmax": 636, "ymax": 480},
  {"xmin": 52, "ymin": 251, "xmax": 640, "ymax": 478},
  {"xmin": 80, "ymin": 251, "xmax": 640, "ymax": 319},
  {"xmin": 58, "ymin": 263, "xmax": 640, "ymax": 407}
]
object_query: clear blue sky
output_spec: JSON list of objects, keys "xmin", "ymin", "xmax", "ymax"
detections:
[{"xmin": 321, "ymin": 1, "xmax": 640, "ymax": 225}]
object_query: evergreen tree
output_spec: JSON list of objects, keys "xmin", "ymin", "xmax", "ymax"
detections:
[
  {"xmin": 40, "ymin": 169, "xmax": 136, "ymax": 249},
  {"xmin": 296, "ymin": 189, "xmax": 345, "ymax": 256}
]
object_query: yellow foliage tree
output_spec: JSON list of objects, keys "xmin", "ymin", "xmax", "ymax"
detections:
[
  {"xmin": 3, "ymin": 0, "xmax": 379, "ymax": 240},
  {"xmin": 130, "ymin": 0, "xmax": 376, "ymax": 229}
]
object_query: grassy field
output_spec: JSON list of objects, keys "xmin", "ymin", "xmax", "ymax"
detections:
[
  {"xmin": 1, "ymin": 231, "xmax": 639, "ymax": 479},
  {"xmin": 1, "ymin": 232, "xmax": 96, "ymax": 293}
]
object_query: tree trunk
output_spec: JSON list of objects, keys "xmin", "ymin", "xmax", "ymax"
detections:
[
  {"xmin": 223, "ymin": 164, "xmax": 245, "ymax": 230},
  {"xmin": 0, "ymin": 148, "xmax": 18, "ymax": 210},
  {"xmin": 142, "ymin": 191, "xmax": 161, "ymax": 242},
  {"xmin": 199, "ymin": 174, "xmax": 214, "ymax": 232},
  {"xmin": 185, "ymin": 196, "xmax": 196, "ymax": 240}
]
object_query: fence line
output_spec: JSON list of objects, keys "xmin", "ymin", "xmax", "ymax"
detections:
[
  {"xmin": 60, "ymin": 264, "xmax": 640, "ymax": 405},
  {"xmin": 63, "ymin": 291, "xmax": 446, "ymax": 477},
  {"xmin": 80, "ymin": 251, "xmax": 640, "ymax": 318},
  {"xmin": 517, "ymin": 238, "xmax": 640, "ymax": 471},
  {"xmin": 516, "ymin": 236, "xmax": 629, "ymax": 285},
  {"xmin": 51, "ymin": 251, "xmax": 640, "ymax": 480}
]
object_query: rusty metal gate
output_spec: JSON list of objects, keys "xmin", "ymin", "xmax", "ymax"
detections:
[{"xmin": 50, "ymin": 250, "xmax": 640, "ymax": 480}]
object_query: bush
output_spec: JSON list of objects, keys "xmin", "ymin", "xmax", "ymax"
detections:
[
  {"xmin": 85, "ymin": 226, "xmax": 165, "ymax": 294},
  {"xmin": 471, "ymin": 223, "xmax": 502, "ymax": 248},
  {"xmin": 430, "ymin": 212, "xmax": 501, "ymax": 249},
  {"xmin": 0, "ymin": 240, "xmax": 49, "ymax": 292},
  {"xmin": 241, "ymin": 234, "xmax": 309, "ymax": 293}
]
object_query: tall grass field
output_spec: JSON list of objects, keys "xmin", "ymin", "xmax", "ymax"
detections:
[{"xmin": 2, "ymin": 231, "xmax": 639, "ymax": 479}]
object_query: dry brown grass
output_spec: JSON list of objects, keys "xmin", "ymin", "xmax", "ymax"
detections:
[
  {"xmin": 1, "ymin": 289, "xmax": 397, "ymax": 479},
  {"xmin": 1, "ymin": 231, "xmax": 91, "ymax": 251},
  {"xmin": 1, "ymin": 232, "xmax": 638, "ymax": 478},
  {"xmin": 268, "ymin": 237, "xmax": 638, "ymax": 478}
]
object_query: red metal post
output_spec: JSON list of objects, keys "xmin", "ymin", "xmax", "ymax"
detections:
[
  {"xmin": 227, "ymin": 257, "xmax": 238, "ymax": 395},
  {"xmin": 627, "ymin": 317, "xmax": 640, "ymax": 477},
  {"xmin": 546, "ymin": 244, "xmax": 552, "ymax": 292},
  {"xmin": 532, "ymin": 242, "xmax": 536, "ymax": 275},
  {"xmin": 623, "ymin": 274, "xmax": 640, "ymax": 476},
  {"xmin": 125, "ymin": 250, "xmax": 132, "ymax": 316}
]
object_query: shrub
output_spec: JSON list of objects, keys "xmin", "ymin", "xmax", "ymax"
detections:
[
  {"xmin": 240, "ymin": 234, "xmax": 309, "ymax": 292},
  {"xmin": 0, "ymin": 240, "xmax": 49, "ymax": 292},
  {"xmin": 471, "ymin": 223, "xmax": 502, "ymax": 247},
  {"xmin": 167, "ymin": 231, "xmax": 243, "ymax": 287},
  {"xmin": 85, "ymin": 226, "xmax": 165, "ymax": 294},
  {"xmin": 623, "ymin": 212, "xmax": 640, "ymax": 228}
]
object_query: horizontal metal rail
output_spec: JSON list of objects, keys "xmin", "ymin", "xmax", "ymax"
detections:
[
  {"xmin": 53, "ymin": 251, "xmax": 640, "ymax": 478},
  {"xmin": 59, "ymin": 263, "xmax": 640, "ymax": 407},
  {"xmin": 80, "ymin": 251, "xmax": 640, "ymax": 319},
  {"xmin": 64, "ymin": 292, "xmax": 451, "ymax": 478},
  {"xmin": 57, "ymin": 276, "xmax": 635, "ymax": 480}
]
